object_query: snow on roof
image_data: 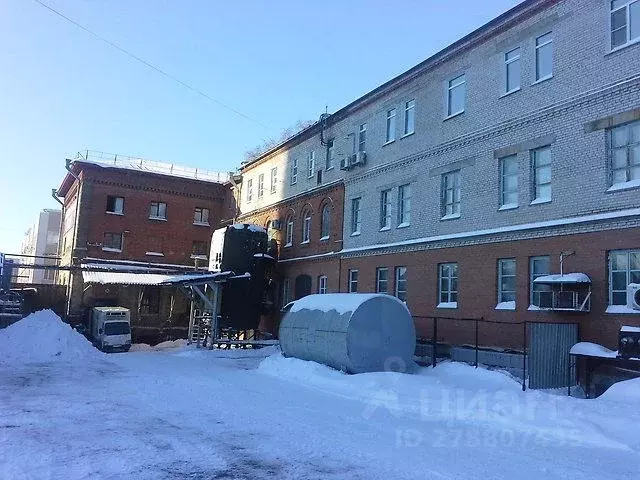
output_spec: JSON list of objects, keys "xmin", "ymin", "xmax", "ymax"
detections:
[
  {"xmin": 290, "ymin": 293, "xmax": 394, "ymax": 315},
  {"xmin": 231, "ymin": 223, "xmax": 266, "ymax": 233},
  {"xmin": 621, "ymin": 326, "xmax": 640, "ymax": 333},
  {"xmin": 253, "ymin": 253, "xmax": 274, "ymax": 259},
  {"xmin": 77, "ymin": 151, "xmax": 230, "ymax": 184},
  {"xmin": 82, "ymin": 271, "xmax": 231, "ymax": 286},
  {"xmin": 533, "ymin": 273, "xmax": 591, "ymax": 284},
  {"xmin": 570, "ymin": 342, "xmax": 618, "ymax": 358}
]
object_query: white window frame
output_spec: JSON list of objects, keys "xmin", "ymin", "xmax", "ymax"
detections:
[
  {"xmin": 380, "ymin": 189, "xmax": 392, "ymax": 230},
  {"xmin": 270, "ymin": 167, "xmax": 277, "ymax": 194},
  {"xmin": 318, "ymin": 275, "xmax": 328, "ymax": 294},
  {"xmin": 326, "ymin": 138, "xmax": 334, "ymax": 170},
  {"xmin": 302, "ymin": 212, "xmax": 311, "ymax": 244},
  {"xmin": 608, "ymin": 119, "xmax": 640, "ymax": 188},
  {"xmin": 149, "ymin": 201, "xmax": 167, "ymax": 220},
  {"xmin": 193, "ymin": 207, "xmax": 210, "ymax": 225},
  {"xmin": 499, "ymin": 155, "xmax": 519, "ymax": 209},
  {"xmin": 610, "ymin": 0, "xmax": 640, "ymax": 50},
  {"xmin": 282, "ymin": 278, "xmax": 292, "ymax": 306},
  {"xmin": 358, "ymin": 124, "xmax": 367, "ymax": 152},
  {"xmin": 307, "ymin": 151, "xmax": 315, "ymax": 178},
  {"xmin": 441, "ymin": 171, "xmax": 461, "ymax": 219},
  {"xmin": 404, "ymin": 99, "xmax": 415, "ymax": 136},
  {"xmin": 102, "ymin": 232, "xmax": 123, "ymax": 252},
  {"xmin": 246, "ymin": 179, "xmax": 253, "ymax": 203},
  {"xmin": 531, "ymin": 146, "xmax": 552, "ymax": 203},
  {"xmin": 438, "ymin": 262, "xmax": 458, "ymax": 307},
  {"xmin": 395, "ymin": 266, "xmax": 407, "ymax": 302},
  {"xmin": 397, "ymin": 184, "xmax": 411, "ymax": 227},
  {"xmin": 497, "ymin": 258, "xmax": 516, "ymax": 306},
  {"xmin": 320, "ymin": 204, "xmax": 330, "ymax": 240},
  {"xmin": 447, "ymin": 74, "xmax": 466, "ymax": 117},
  {"xmin": 351, "ymin": 197, "xmax": 362, "ymax": 235},
  {"xmin": 529, "ymin": 256, "xmax": 551, "ymax": 306},
  {"xmin": 257, "ymin": 174, "xmax": 264, "ymax": 198},
  {"xmin": 504, "ymin": 47, "xmax": 521, "ymax": 94},
  {"xmin": 348, "ymin": 269, "xmax": 359, "ymax": 293},
  {"xmin": 376, "ymin": 267, "xmax": 388, "ymax": 293},
  {"xmin": 534, "ymin": 32, "xmax": 553, "ymax": 82},
  {"xmin": 290, "ymin": 158, "xmax": 298, "ymax": 185},
  {"xmin": 385, "ymin": 108, "xmax": 396, "ymax": 143},
  {"xmin": 285, "ymin": 217, "xmax": 293, "ymax": 247},
  {"xmin": 609, "ymin": 249, "xmax": 640, "ymax": 305}
]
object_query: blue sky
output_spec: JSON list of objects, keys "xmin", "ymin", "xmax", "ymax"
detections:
[{"xmin": 0, "ymin": 0, "xmax": 521, "ymax": 252}]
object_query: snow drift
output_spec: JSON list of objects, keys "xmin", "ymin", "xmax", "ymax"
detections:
[{"xmin": 0, "ymin": 310, "xmax": 103, "ymax": 365}]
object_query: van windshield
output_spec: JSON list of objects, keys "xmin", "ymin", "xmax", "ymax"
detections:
[{"xmin": 104, "ymin": 322, "xmax": 130, "ymax": 336}]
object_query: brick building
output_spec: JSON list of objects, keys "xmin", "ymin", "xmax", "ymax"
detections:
[
  {"xmin": 55, "ymin": 152, "xmax": 233, "ymax": 341},
  {"xmin": 236, "ymin": 0, "xmax": 640, "ymax": 353}
]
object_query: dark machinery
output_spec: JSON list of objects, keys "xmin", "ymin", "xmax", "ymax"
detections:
[{"xmin": 618, "ymin": 326, "xmax": 640, "ymax": 360}]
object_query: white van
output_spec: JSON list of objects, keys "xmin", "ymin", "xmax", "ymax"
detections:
[{"xmin": 90, "ymin": 307, "xmax": 132, "ymax": 352}]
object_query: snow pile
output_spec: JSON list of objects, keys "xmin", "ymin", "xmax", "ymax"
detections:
[
  {"xmin": 154, "ymin": 339, "xmax": 188, "ymax": 350},
  {"xmin": 599, "ymin": 377, "xmax": 640, "ymax": 402},
  {"xmin": 0, "ymin": 310, "xmax": 103, "ymax": 365},
  {"xmin": 129, "ymin": 343, "xmax": 153, "ymax": 352}
]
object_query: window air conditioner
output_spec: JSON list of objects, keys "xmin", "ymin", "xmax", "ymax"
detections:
[
  {"xmin": 538, "ymin": 291, "xmax": 553, "ymax": 309},
  {"xmin": 627, "ymin": 284, "xmax": 640, "ymax": 310},
  {"xmin": 356, "ymin": 151, "xmax": 367, "ymax": 166}
]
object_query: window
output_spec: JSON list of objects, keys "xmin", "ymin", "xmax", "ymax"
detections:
[
  {"xmin": 531, "ymin": 146, "xmax": 552, "ymax": 203},
  {"xmin": 386, "ymin": 108, "xmax": 396, "ymax": 143},
  {"xmin": 191, "ymin": 241, "xmax": 208, "ymax": 258},
  {"xmin": 611, "ymin": 0, "xmax": 639, "ymax": 49},
  {"xmin": 397, "ymin": 184, "xmax": 411, "ymax": 226},
  {"xmin": 106, "ymin": 196, "xmax": 124, "ymax": 214},
  {"xmin": 609, "ymin": 249, "xmax": 640, "ymax": 305},
  {"xmin": 404, "ymin": 100, "xmax": 415, "ymax": 135},
  {"xmin": 246, "ymin": 179, "xmax": 253, "ymax": 202},
  {"xmin": 320, "ymin": 204, "xmax": 331, "ymax": 239},
  {"xmin": 282, "ymin": 278, "xmax": 292, "ymax": 306},
  {"xmin": 395, "ymin": 266, "xmax": 407, "ymax": 302},
  {"xmin": 149, "ymin": 202, "xmax": 167, "ymax": 220},
  {"xmin": 530, "ymin": 256, "xmax": 551, "ymax": 306},
  {"xmin": 380, "ymin": 189, "xmax": 392, "ymax": 230},
  {"xmin": 103, "ymin": 232, "xmax": 123, "ymax": 251},
  {"xmin": 326, "ymin": 138, "xmax": 334, "ymax": 170},
  {"xmin": 351, "ymin": 198, "xmax": 362, "ymax": 234},
  {"xmin": 535, "ymin": 32, "xmax": 553, "ymax": 81},
  {"xmin": 307, "ymin": 151, "xmax": 315, "ymax": 178},
  {"xmin": 140, "ymin": 288, "xmax": 160, "ymax": 315},
  {"xmin": 302, "ymin": 211, "xmax": 311, "ymax": 243},
  {"xmin": 43, "ymin": 257, "xmax": 57, "ymax": 281},
  {"xmin": 498, "ymin": 259, "xmax": 516, "ymax": 305},
  {"xmin": 290, "ymin": 158, "xmax": 298, "ymax": 185},
  {"xmin": 500, "ymin": 155, "xmax": 518, "ymax": 208},
  {"xmin": 358, "ymin": 124, "xmax": 367, "ymax": 152},
  {"xmin": 609, "ymin": 119, "xmax": 640, "ymax": 187},
  {"xmin": 376, "ymin": 267, "xmax": 388, "ymax": 293},
  {"xmin": 147, "ymin": 235, "xmax": 163, "ymax": 256},
  {"xmin": 447, "ymin": 74, "xmax": 466, "ymax": 117},
  {"xmin": 349, "ymin": 269, "xmax": 359, "ymax": 293},
  {"xmin": 285, "ymin": 216, "xmax": 293, "ymax": 247},
  {"xmin": 270, "ymin": 167, "xmax": 278, "ymax": 194},
  {"xmin": 318, "ymin": 275, "xmax": 328, "ymax": 294},
  {"xmin": 504, "ymin": 47, "xmax": 521, "ymax": 93},
  {"xmin": 441, "ymin": 171, "xmax": 461, "ymax": 218},
  {"xmin": 194, "ymin": 207, "xmax": 210, "ymax": 225},
  {"xmin": 257, "ymin": 174, "xmax": 264, "ymax": 198},
  {"xmin": 438, "ymin": 263, "xmax": 458, "ymax": 306}
]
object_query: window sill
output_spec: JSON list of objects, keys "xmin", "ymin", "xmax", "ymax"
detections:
[
  {"xmin": 396, "ymin": 222, "xmax": 411, "ymax": 229},
  {"xmin": 148, "ymin": 216, "xmax": 167, "ymax": 222},
  {"xmin": 441, "ymin": 213, "xmax": 461, "ymax": 221},
  {"xmin": 351, "ymin": 231, "xmax": 361, "ymax": 237},
  {"xmin": 607, "ymin": 179, "xmax": 640, "ymax": 193},
  {"xmin": 532, "ymin": 75, "xmax": 553, "ymax": 86},
  {"xmin": 444, "ymin": 111, "xmax": 464, "ymax": 121},
  {"xmin": 145, "ymin": 252, "xmax": 164, "ymax": 257},
  {"xmin": 270, "ymin": 190, "xmax": 276, "ymax": 195},
  {"xmin": 528, "ymin": 305, "xmax": 548, "ymax": 311},
  {"xmin": 530, "ymin": 198, "xmax": 551, "ymax": 206},
  {"xmin": 284, "ymin": 243, "xmax": 292, "ymax": 248},
  {"xmin": 300, "ymin": 240, "xmax": 310, "ymax": 245},
  {"xmin": 495, "ymin": 301, "xmax": 516, "ymax": 311},
  {"xmin": 605, "ymin": 305, "xmax": 640, "ymax": 314},
  {"xmin": 290, "ymin": 182, "xmax": 297, "ymax": 186},
  {"xmin": 498, "ymin": 203, "xmax": 518, "ymax": 211},
  {"xmin": 105, "ymin": 211, "xmax": 124, "ymax": 216},
  {"xmin": 325, "ymin": 167, "xmax": 334, "ymax": 172},
  {"xmin": 500, "ymin": 87, "xmax": 521, "ymax": 98},
  {"xmin": 193, "ymin": 222, "xmax": 211, "ymax": 227},
  {"xmin": 379, "ymin": 226, "xmax": 391, "ymax": 232},
  {"xmin": 382, "ymin": 139, "xmax": 396, "ymax": 147},
  {"xmin": 437, "ymin": 302, "xmax": 458, "ymax": 309},
  {"xmin": 401, "ymin": 131, "xmax": 415, "ymax": 139},
  {"xmin": 190, "ymin": 255, "xmax": 208, "ymax": 260},
  {"xmin": 102, "ymin": 247, "xmax": 122, "ymax": 253},
  {"xmin": 319, "ymin": 236, "xmax": 330, "ymax": 241},
  {"xmin": 607, "ymin": 38, "xmax": 640, "ymax": 55}
]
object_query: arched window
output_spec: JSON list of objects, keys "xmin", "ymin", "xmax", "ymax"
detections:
[
  {"xmin": 285, "ymin": 215, "xmax": 294, "ymax": 247},
  {"xmin": 301, "ymin": 209, "xmax": 312, "ymax": 243},
  {"xmin": 265, "ymin": 220, "xmax": 276, "ymax": 242},
  {"xmin": 320, "ymin": 204, "xmax": 331, "ymax": 240}
]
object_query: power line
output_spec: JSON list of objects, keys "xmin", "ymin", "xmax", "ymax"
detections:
[{"xmin": 32, "ymin": 0, "xmax": 273, "ymax": 131}]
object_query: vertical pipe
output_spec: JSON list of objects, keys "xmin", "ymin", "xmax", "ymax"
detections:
[
  {"xmin": 432, "ymin": 317, "xmax": 438, "ymax": 368},
  {"xmin": 522, "ymin": 320, "xmax": 527, "ymax": 391},
  {"xmin": 475, "ymin": 318, "xmax": 480, "ymax": 368}
]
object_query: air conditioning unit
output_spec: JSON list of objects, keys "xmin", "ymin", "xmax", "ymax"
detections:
[
  {"xmin": 538, "ymin": 291, "xmax": 553, "ymax": 309},
  {"xmin": 355, "ymin": 151, "xmax": 367, "ymax": 166},
  {"xmin": 627, "ymin": 284, "xmax": 640, "ymax": 310},
  {"xmin": 271, "ymin": 219, "xmax": 282, "ymax": 230},
  {"xmin": 340, "ymin": 156, "xmax": 354, "ymax": 171}
]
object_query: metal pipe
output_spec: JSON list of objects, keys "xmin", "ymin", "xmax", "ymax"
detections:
[
  {"xmin": 51, "ymin": 188, "xmax": 63, "ymax": 206},
  {"xmin": 432, "ymin": 317, "xmax": 438, "ymax": 368},
  {"xmin": 475, "ymin": 318, "xmax": 480, "ymax": 368},
  {"xmin": 522, "ymin": 320, "xmax": 527, "ymax": 391}
]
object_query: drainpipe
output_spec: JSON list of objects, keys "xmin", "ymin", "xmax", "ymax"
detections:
[{"xmin": 51, "ymin": 189, "xmax": 63, "ymax": 206}]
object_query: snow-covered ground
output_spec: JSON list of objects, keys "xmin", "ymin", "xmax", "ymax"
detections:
[{"xmin": 1, "ymin": 312, "xmax": 640, "ymax": 479}]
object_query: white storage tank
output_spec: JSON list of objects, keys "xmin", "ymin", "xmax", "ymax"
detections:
[{"xmin": 279, "ymin": 293, "xmax": 416, "ymax": 374}]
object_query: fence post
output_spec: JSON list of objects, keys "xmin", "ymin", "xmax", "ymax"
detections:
[
  {"xmin": 522, "ymin": 320, "xmax": 527, "ymax": 392},
  {"xmin": 432, "ymin": 317, "xmax": 438, "ymax": 368},
  {"xmin": 475, "ymin": 318, "xmax": 480, "ymax": 368}
]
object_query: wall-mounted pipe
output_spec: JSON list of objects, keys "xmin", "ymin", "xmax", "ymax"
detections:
[{"xmin": 51, "ymin": 188, "xmax": 63, "ymax": 206}]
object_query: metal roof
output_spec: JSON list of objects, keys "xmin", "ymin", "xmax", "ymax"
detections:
[
  {"xmin": 82, "ymin": 271, "xmax": 235, "ymax": 286},
  {"xmin": 533, "ymin": 273, "xmax": 592, "ymax": 284}
]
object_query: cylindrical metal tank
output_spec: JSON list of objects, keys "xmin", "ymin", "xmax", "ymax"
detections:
[{"xmin": 279, "ymin": 293, "xmax": 416, "ymax": 374}]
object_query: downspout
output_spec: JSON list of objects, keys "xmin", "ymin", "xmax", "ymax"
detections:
[{"xmin": 51, "ymin": 189, "xmax": 63, "ymax": 206}]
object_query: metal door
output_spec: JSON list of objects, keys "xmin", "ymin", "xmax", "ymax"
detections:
[{"xmin": 528, "ymin": 322, "xmax": 578, "ymax": 389}]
